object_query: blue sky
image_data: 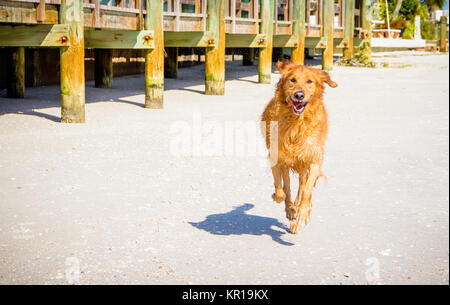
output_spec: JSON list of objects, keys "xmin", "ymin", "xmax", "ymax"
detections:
[{"xmin": 445, "ymin": 0, "xmax": 449, "ymax": 10}]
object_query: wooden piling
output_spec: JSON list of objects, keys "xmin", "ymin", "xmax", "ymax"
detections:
[
  {"xmin": 59, "ymin": 0, "xmax": 85, "ymax": 123},
  {"xmin": 291, "ymin": 0, "xmax": 306, "ymax": 65},
  {"xmin": 7, "ymin": 47, "xmax": 25, "ymax": 98},
  {"xmin": 440, "ymin": 16, "xmax": 448, "ymax": 53},
  {"xmin": 343, "ymin": 0, "xmax": 355, "ymax": 59},
  {"xmin": 94, "ymin": 49, "xmax": 113, "ymax": 88},
  {"xmin": 30, "ymin": 49, "xmax": 42, "ymax": 87},
  {"xmin": 258, "ymin": 0, "xmax": 274, "ymax": 84},
  {"xmin": 242, "ymin": 48, "xmax": 255, "ymax": 66},
  {"xmin": 322, "ymin": 0, "xmax": 334, "ymax": 70},
  {"xmin": 145, "ymin": 0, "xmax": 164, "ymax": 108},
  {"xmin": 361, "ymin": 0, "xmax": 372, "ymax": 59},
  {"xmin": 205, "ymin": 0, "xmax": 225, "ymax": 95},
  {"xmin": 165, "ymin": 47, "xmax": 178, "ymax": 78}
]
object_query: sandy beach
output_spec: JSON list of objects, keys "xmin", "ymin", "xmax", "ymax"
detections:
[{"xmin": 0, "ymin": 51, "xmax": 448, "ymax": 284}]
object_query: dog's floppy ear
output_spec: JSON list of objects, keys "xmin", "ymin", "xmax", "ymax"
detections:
[
  {"xmin": 320, "ymin": 70, "xmax": 338, "ymax": 88},
  {"xmin": 276, "ymin": 60, "xmax": 294, "ymax": 74}
]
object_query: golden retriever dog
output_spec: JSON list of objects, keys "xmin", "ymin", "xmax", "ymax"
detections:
[{"xmin": 261, "ymin": 60, "xmax": 338, "ymax": 234}]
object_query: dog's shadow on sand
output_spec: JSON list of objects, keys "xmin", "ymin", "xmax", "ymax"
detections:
[{"xmin": 189, "ymin": 203, "xmax": 294, "ymax": 246}]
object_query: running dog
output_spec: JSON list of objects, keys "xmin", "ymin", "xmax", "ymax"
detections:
[{"xmin": 261, "ymin": 60, "xmax": 338, "ymax": 234}]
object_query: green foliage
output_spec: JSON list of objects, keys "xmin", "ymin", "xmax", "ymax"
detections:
[
  {"xmin": 424, "ymin": 0, "xmax": 446, "ymax": 9},
  {"xmin": 379, "ymin": 0, "xmax": 442, "ymax": 39},
  {"xmin": 422, "ymin": 19, "xmax": 438, "ymax": 39},
  {"xmin": 402, "ymin": 21, "xmax": 416, "ymax": 38},
  {"xmin": 337, "ymin": 47, "xmax": 387, "ymax": 68},
  {"xmin": 380, "ymin": 0, "xmax": 428, "ymax": 24}
]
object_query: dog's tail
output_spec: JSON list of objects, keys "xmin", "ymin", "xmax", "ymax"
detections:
[{"xmin": 315, "ymin": 171, "xmax": 328, "ymax": 187}]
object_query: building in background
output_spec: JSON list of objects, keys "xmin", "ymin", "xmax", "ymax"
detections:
[{"xmin": 432, "ymin": 9, "xmax": 449, "ymax": 21}]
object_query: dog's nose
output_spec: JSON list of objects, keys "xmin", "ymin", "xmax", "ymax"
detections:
[{"xmin": 294, "ymin": 90, "xmax": 305, "ymax": 100}]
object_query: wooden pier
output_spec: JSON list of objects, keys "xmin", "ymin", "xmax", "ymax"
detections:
[{"xmin": 0, "ymin": 0, "xmax": 371, "ymax": 123}]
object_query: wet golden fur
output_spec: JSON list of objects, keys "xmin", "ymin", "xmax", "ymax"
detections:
[{"xmin": 261, "ymin": 61, "xmax": 338, "ymax": 234}]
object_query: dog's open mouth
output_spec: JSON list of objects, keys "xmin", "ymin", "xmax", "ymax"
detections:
[{"xmin": 291, "ymin": 100, "xmax": 308, "ymax": 115}]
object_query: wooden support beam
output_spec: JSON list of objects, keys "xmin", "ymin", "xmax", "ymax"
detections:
[
  {"xmin": 273, "ymin": 34, "xmax": 298, "ymax": 47},
  {"xmin": 0, "ymin": 24, "xmax": 70, "ymax": 47},
  {"xmin": 7, "ymin": 47, "xmax": 25, "ymax": 99},
  {"xmin": 242, "ymin": 48, "xmax": 255, "ymax": 66},
  {"xmin": 205, "ymin": 0, "xmax": 225, "ymax": 95},
  {"xmin": 59, "ymin": 0, "xmax": 85, "ymax": 123},
  {"xmin": 253, "ymin": 0, "xmax": 259, "ymax": 32},
  {"xmin": 258, "ymin": 0, "xmax": 274, "ymax": 84},
  {"xmin": 85, "ymin": 29, "xmax": 154, "ymax": 49},
  {"xmin": 343, "ymin": 0, "xmax": 355, "ymax": 59},
  {"xmin": 137, "ymin": 0, "xmax": 144, "ymax": 30},
  {"xmin": 164, "ymin": 47, "xmax": 178, "ymax": 78},
  {"xmin": 93, "ymin": 0, "xmax": 101, "ymax": 28},
  {"xmin": 291, "ymin": 0, "xmax": 306, "ymax": 64},
  {"xmin": 225, "ymin": 33, "xmax": 268, "ymax": 48},
  {"xmin": 274, "ymin": 0, "xmax": 278, "ymax": 34},
  {"xmin": 94, "ymin": 49, "xmax": 113, "ymax": 88},
  {"xmin": 195, "ymin": 0, "xmax": 202, "ymax": 14},
  {"xmin": 306, "ymin": 0, "xmax": 311, "ymax": 33},
  {"xmin": 164, "ymin": 31, "xmax": 216, "ymax": 47},
  {"xmin": 202, "ymin": 0, "xmax": 207, "ymax": 31},
  {"xmin": 273, "ymin": 35, "xmax": 344, "ymax": 48},
  {"xmin": 440, "ymin": 16, "xmax": 448, "ymax": 53},
  {"xmin": 322, "ymin": 0, "xmax": 333, "ymax": 70},
  {"xmin": 360, "ymin": 0, "xmax": 372, "ymax": 59},
  {"xmin": 174, "ymin": 0, "xmax": 180, "ymax": 31},
  {"xmin": 29, "ymin": 49, "xmax": 42, "ymax": 87},
  {"xmin": 167, "ymin": 0, "xmax": 173, "ymax": 12},
  {"xmin": 36, "ymin": 0, "xmax": 46, "ymax": 23},
  {"xmin": 318, "ymin": 0, "xmax": 322, "ymax": 32},
  {"xmin": 231, "ymin": 0, "xmax": 236, "ymax": 33},
  {"xmin": 145, "ymin": 0, "xmax": 164, "ymax": 108}
]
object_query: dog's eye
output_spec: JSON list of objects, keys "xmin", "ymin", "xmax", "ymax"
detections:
[
  {"xmin": 307, "ymin": 80, "xmax": 313, "ymax": 84},
  {"xmin": 290, "ymin": 78, "xmax": 296, "ymax": 83}
]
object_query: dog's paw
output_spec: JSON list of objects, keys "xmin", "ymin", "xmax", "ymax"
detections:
[
  {"xmin": 288, "ymin": 204, "xmax": 312, "ymax": 234},
  {"xmin": 289, "ymin": 221, "xmax": 300, "ymax": 234},
  {"xmin": 285, "ymin": 203, "xmax": 297, "ymax": 221},
  {"xmin": 272, "ymin": 188, "xmax": 286, "ymax": 203},
  {"xmin": 297, "ymin": 205, "xmax": 312, "ymax": 228}
]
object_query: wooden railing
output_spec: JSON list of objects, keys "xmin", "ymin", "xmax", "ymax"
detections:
[
  {"xmin": 164, "ymin": 0, "xmax": 204, "ymax": 14},
  {"xmin": 225, "ymin": 0, "xmax": 259, "ymax": 33},
  {"xmin": 274, "ymin": 0, "xmax": 292, "ymax": 34},
  {"xmin": 1, "ymin": 0, "xmax": 357, "ymax": 34},
  {"xmin": 163, "ymin": 0, "xmax": 207, "ymax": 31},
  {"xmin": 0, "ymin": 0, "xmax": 371, "ymax": 122}
]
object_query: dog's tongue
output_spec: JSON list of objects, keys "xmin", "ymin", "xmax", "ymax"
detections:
[
  {"xmin": 293, "ymin": 101, "xmax": 302, "ymax": 110},
  {"xmin": 292, "ymin": 100, "xmax": 305, "ymax": 111},
  {"xmin": 291, "ymin": 100, "xmax": 308, "ymax": 114}
]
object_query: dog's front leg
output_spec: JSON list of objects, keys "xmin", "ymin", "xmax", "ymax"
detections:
[
  {"xmin": 286, "ymin": 170, "xmax": 306, "ymax": 225},
  {"xmin": 289, "ymin": 164, "xmax": 320, "ymax": 234},
  {"xmin": 281, "ymin": 165, "xmax": 293, "ymax": 213},
  {"xmin": 271, "ymin": 164, "xmax": 285, "ymax": 203}
]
